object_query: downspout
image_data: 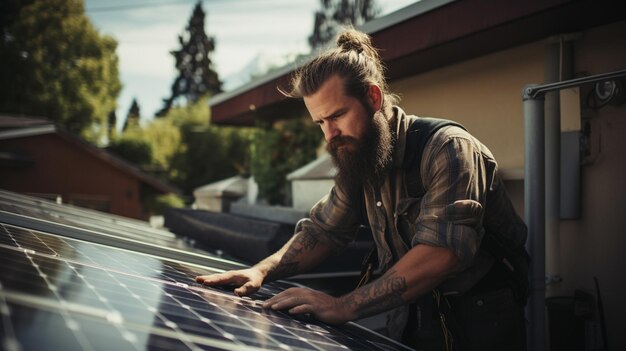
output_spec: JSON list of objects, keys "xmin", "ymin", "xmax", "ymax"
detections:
[
  {"xmin": 544, "ymin": 39, "xmax": 562, "ymax": 297},
  {"xmin": 524, "ymin": 87, "xmax": 546, "ymax": 351}
]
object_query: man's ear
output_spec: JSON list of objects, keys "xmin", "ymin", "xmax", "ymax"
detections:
[{"xmin": 367, "ymin": 84, "xmax": 383, "ymax": 111}]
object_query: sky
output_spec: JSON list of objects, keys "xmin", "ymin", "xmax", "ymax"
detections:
[{"xmin": 84, "ymin": 0, "xmax": 418, "ymax": 125}]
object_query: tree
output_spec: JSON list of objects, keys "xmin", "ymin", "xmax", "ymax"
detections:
[
  {"xmin": 107, "ymin": 110, "xmax": 117, "ymax": 138},
  {"xmin": 156, "ymin": 1, "xmax": 221, "ymax": 117},
  {"xmin": 251, "ymin": 119, "xmax": 322, "ymax": 205},
  {"xmin": 107, "ymin": 138, "xmax": 153, "ymax": 166},
  {"xmin": 308, "ymin": 0, "xmax": 380, "ymax": 50},
  {"xmin": 165, "ymin": 98, "xmax": 253, "ymax": 195},
  {"xmin": 109, "ymin": 97, "xmax": 252, "ymax": 196},
  {"xmin": 123, "ymin": 98, "xmax": 141, "ymax": 132},
  {"xmin": 0, "ymin": 0, "xmax": 122, "ymax": 142}
]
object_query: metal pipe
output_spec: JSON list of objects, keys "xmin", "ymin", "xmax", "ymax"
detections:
[
  {"xmin": 525, "ymin": 69, "xmax": 626, "ymax": 98},
  {"xmin": 524, "ymin": 91, "xmax": 546, "ymax": 351},
  {"xmin": 544, "ymin": 41, "xmax": 561, "ymax": 295}
]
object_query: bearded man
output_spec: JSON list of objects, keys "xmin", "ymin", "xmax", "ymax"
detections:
[{"xmin": 196, "ymin": 28, "xmax": 529, "ymax": 351}]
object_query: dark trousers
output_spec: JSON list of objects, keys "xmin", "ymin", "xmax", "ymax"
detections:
[{"xmin": 403, "ymin": 263, "xmax": 527, "ymax": 351}]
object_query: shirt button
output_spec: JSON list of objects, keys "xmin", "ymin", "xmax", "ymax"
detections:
[{"xmin": 376, "ymin": 201, "xmax": 382, "ymax": 207}]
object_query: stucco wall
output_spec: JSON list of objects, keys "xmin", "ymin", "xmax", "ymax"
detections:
[
  {"xmin": 557, "ymin": 20, "xmax": 626, "ymax": 350},
  {"xmin": 390, "ymin": 41, "xmax": 545, "ymax": 173}
]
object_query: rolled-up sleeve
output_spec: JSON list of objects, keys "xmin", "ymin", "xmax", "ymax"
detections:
[
  {"xmin": 411, "ymin": 132, "xmax": 488, "ymax": 269},
  {"xmin": 298, "ymin": 185, "xmax": 362, "ymax": 250}
]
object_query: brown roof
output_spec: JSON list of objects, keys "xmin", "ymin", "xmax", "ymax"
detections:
[
  {"xmin": 209, "ymin": 0, "xmax": 626, "ymax": 126},
  {"xmin": 0, "ymin": 118, "xmax": 178, "ymax": 195}
]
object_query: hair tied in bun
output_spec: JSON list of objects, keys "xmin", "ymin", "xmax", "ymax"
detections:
[{"xmin": 337, "ymin": 35, "xmax": 364, "ymax": 53}]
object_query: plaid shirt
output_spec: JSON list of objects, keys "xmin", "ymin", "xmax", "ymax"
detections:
[{"xmin": 299, "ymin": 107, "xmax": 527, "ymax": 296}]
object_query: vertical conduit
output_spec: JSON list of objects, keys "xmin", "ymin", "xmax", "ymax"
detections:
[{"xmin": 524, "ymin": 92, "xmax": 546, "ymax": 351}]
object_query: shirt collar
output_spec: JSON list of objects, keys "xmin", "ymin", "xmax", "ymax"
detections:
[{"xmin": 391, "ymin": 106, "xmax": 412, "ymax": 168}]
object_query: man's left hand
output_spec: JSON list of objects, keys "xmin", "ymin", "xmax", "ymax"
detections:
[{"xmin": 262, "ymin": 287, "xmax": 353, "ymax": 325}]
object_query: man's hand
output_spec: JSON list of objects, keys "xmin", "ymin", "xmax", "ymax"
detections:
[
  {"xmin": 195, "ymin": 268, "xmax": 265, "ymax": 297},
  {"xmin": 262, "ymin": 287, "xmax": 353, "ymax": 325}
]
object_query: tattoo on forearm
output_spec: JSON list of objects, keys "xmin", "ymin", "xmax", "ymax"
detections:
[
  {"xmin": 341, "ymin": 270, "xmax": 408, "ymax": 319},
  {"xmin": 266, "ymin": 233, "xmax": 319, "ymax": 281}
]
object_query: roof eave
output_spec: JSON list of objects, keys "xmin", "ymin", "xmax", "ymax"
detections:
[{"xmin": 209, "ymin": 0, "xmax": 626, "ymax": 126}]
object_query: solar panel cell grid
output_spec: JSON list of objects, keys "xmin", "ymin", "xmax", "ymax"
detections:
[{"xmin": 0, "ymin": 223, "xmax": 410, "ymax": 350}]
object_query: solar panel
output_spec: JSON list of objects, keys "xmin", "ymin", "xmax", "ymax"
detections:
[
  {"xmin": 0, "ymin": 190, "xmax": 412, "ymax": 350},
  {"xmin": 0, "ymin": 190, "xmax": 188, "ymax": 248}
]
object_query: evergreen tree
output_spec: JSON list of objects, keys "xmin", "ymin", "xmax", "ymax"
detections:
[
  {"xmin": 156, "ymin": 1, "xmax": 221, "ymax": 117},
  {"xmin": 0, "ymin": 0, "xmax": 121, "ymax": 141},
  {"xmin": 107, "ymin": 110, "xmax": 117, "ymax": 139},
  {"xmin": 123, "ymin": 98, "xmax": 140, "ymax": 132},
  {"xmin": 308, "ymin": 0, "xmax": 380, "ymax": 50}
]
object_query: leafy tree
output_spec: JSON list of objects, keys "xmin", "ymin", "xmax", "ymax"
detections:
[
  {"xmin": 110, "ymin": 97, "xmax": 252, "ymax": 197},
  {"xmin": 107, "ymin": 138, "xmax": 153, "ymax": 166},
  {"xmin": 156, "ymin": 1, "xmax": 221, "ymax": 117},
  {"xmin": 251, "ymin": 118, "xmax": 322, "ymax": 205},
  {"xmin": 144, "ymin": 193, "xmax": 185, "ymax": 216},
  {"xmin": 0, "ymin": 0, "xmax": 122, "ymax": 142},
  {"xmin": 165, "ymin": 98, "xmax": 253, "ymax": 194},
  {"xmin": 309, "ymin": 0, "xmax": 380, "ymax": 50}
]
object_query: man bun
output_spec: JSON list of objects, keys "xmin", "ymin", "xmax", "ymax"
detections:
[
  {"xmin": 283, "ymin": 27, "xmax": 399, "ymax": 112},
  {"xmin": 336, "ymin": 29, "xmax": 379, "ymax": 61}
]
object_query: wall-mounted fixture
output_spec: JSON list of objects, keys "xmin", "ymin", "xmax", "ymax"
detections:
[{"xmin": 587, "ymin": 78, "xmax": 626, "ymax": 108}]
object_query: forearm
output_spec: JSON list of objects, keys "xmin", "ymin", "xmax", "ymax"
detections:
[
  {"xmin": 340, "ymin": 244, "xmax": 461, "ymax": 320},
  {"xmin": 255, "ymin": 231, "xmax": 337, "ymax": 283}
]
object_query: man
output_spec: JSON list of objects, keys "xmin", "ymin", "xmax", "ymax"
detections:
[{"xmin": 196, "ymin": 28, "xmax": 528, "ymax": 351}]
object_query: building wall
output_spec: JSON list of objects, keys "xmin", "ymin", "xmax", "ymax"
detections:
[
  {"xmin": 391, "ymin": 20, "xmax": 626, "ymax": 349},
  {"xmin": 391, "ymin": 41, "xmax": 545, "ymax": 173},
  {"xmin": 291, "ymin": 179, "xmax": 335, "ymax": 212},
  {"xmin": 0, "ymin": 133, "xmax": 144, "ymax": 218},
  {"xmin": 558, "ymin": 20, "xmax": 626, "ymax": 350}
]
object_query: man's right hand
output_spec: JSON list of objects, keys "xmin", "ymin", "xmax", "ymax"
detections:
[{"xmin": 195, "ymin": 268, "xmax": 265, "ymax": 297}]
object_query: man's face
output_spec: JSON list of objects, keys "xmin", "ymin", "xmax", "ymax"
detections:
[
  {"xmin": 304, "ymin": 75, "xmax": 393, "ymax": 189},
  {"xmin": 304, "ymin": 74, "xmax": 372, "ymax": 147}
]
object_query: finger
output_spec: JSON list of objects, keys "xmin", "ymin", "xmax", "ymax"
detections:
[
  {"xmin": 196, "ymin": 274, "xmax": 225, "ymax": 285},
  {"xmin": 234, "ymin": 281, "xmax": 260, "ymax": 297},
  {"xmin": 196, "ymin": 273, "xmax": 241, "ymax": 285},
  {"xmin": 265, "ymin": 295, "xmax": 306, "ymax": 311},
  {"xmin": 262, "ymin": 288, "xmax": 301, "ymax": 308},
  {"xmin": 288, "ymin": 304, "xmax": 314, "ymax": 315}
]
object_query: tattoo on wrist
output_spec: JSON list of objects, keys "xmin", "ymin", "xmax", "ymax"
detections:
[
  {"xmin": 341, "ymin": 270, "xmax": 407, "ymax": 319},
  {"xmin": 266, "ymin": 233, "xmax": 319, "ymax": 281}
]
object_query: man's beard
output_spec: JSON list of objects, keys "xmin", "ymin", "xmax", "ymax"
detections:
[{"xmin": 327, "ymin": 110, "xmax": 394, "ymax": 194}]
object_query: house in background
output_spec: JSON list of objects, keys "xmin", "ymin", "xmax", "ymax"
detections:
[
  {"xmin": 286, "ymin": 153, "xmax": 336, "ymax": 212},
  {"xmin": 207, "ymin": 0, "xmax": 626, "ymax": 349},
  {"xmin": 0, "ymin": 115, "xmax": 177, "ymax": 219}
]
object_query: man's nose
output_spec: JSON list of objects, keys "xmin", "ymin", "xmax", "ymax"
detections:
[{"xmin": 322, "ymin": 122, "xmax": 340, "ymax": 142}]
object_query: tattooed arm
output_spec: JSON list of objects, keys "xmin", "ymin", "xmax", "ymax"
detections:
[
  {"xmin": 195, "ymin": 231, "xmax": 337, "ymax": 296},
  {"xmin": 263, "ymin": 244, "xmax": 461, "ymax": 324}
]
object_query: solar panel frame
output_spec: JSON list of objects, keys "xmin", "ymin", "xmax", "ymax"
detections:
[
  {"xmin": 0, "ymin": 190, "xmax": 170, "ymax": 235},
  {"xmin": 0, "ymin": 209, "xmax": 245, "ymax": 272},
  {"xmin": 0, "ymin": 190, "xmax": 180, "ymax": 242}
]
